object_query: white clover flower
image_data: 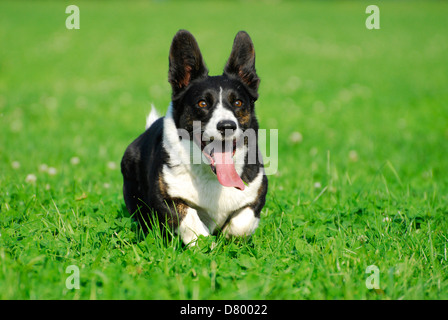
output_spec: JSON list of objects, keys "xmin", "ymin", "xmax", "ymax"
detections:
[
  {"xmin": 25, "ymin": 174, "xmax": 37, "ymax": 183},
  {"xmin": 349, "ymin": 150, "xmax": 359, "ymax": 162},
  {"xmin": 107, "ymin": 161, "xmax": 117, "ymax": 170},
  {"xmin": 289, "ymin": 131, "xmax": 303, "ymax": 144},
  {"xmin": 11, "ymin": 161, "xmax": 20, "ymax": 169},
  {"xmin": 70, "ymin": 157, "xmax": 80, "ymax": 165},
  {"xmin": 47, "ymin": 167, "xmax": 57, "ymax": 175}
]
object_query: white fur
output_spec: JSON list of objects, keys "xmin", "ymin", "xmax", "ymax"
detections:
[
  {"xmin": 203, "ymin": 87, "xmax": 241, "ymax": 141},
  {"xmin": 177, "ymin": 207, "xmax": 210, "ymax": 246},
  {"xmin": 222, "ymin": 207, "xmax": 260, "ymax": 237},
  {"xmin": 145, "ymin": 104, "xmax": 160, "ymax": 130},
  {"xmin": 162, "ymin": 103, "xmax": 197, "ymax": 167},
  {"xmin": 162, "ymin": 103, "xmax": 264, "ymax": 242}
]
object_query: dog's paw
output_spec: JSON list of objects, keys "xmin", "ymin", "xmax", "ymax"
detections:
[
  {"xmin": 177, "ymin": 208, "xmax": 210, "ymax": 246},
  {"xmin": 223, "ymin": 207, "xmax": 260, "ymax": 238}
]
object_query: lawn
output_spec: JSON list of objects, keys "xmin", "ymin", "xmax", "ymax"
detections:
[{"xmin": 0, "ymin": 0, "xmax": 447, "ymax": 300}]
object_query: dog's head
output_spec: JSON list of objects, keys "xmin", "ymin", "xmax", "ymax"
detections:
[{"xmin": 167, "ymin": 30, "xmax": 260, "ymax": 190}]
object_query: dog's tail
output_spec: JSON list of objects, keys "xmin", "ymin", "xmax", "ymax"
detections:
[{"xmin": 145, "ymin": 104, "xmax": 160, "ymax": 130}]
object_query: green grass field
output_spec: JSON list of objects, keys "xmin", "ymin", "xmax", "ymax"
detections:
[{"xmin": 1, "ymin": 0, "xmax": 447, "ymax": 300}]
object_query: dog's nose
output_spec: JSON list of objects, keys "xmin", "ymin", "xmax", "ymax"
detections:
[{"xmin": 217, "ymin": 120, "xmax": 237, "ymax": 134}]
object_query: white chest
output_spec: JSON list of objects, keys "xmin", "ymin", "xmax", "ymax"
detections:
[{"xmin": 162, "ymin": 163, "xmax": 263, "ymax": 230}]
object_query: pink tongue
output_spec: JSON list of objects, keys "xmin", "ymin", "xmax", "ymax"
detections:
[{"xmin": 214, "ymin": 150, "xmax": 245, "ymax": 191}]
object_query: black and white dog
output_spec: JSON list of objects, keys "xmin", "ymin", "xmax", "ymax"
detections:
[{"xmin": 121, "ymin": 30, "xmax": 268, "ymax": 245}]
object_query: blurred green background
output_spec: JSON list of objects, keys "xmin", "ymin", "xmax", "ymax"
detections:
[{"xmin": 0, "ymin": 0, "xmax": 447, "ymax": 299}]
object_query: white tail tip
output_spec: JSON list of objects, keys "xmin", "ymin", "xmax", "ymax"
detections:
[{"xmin": 145, "ymin": 104, "xmax": 160, "ymax": 130}]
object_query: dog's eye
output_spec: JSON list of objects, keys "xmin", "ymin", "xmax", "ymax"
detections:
[
  {"xmin": 234, "ymin": 100, "xmax": 243, "ymax": 107},
  {"xmin": 198, "ymin": 100, "xmax": 208, "ymax": 108}
]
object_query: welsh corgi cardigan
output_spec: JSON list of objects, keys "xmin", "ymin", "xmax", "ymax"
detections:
[{"xmin": 121, "ymin": 30, "xmax": 268, "ymax": 246}]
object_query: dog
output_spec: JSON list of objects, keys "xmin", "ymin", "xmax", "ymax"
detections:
[{"xmin": 121, "ymin": 30, "xmax": 268, "ymax": 246}]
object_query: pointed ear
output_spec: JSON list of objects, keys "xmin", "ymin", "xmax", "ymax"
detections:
[
  {"xmin": 168, "ymin": 30, "xmax": 208, "ymax": 98},
  {"xmin": 224, "ymin": 31, "xmax": 260, "ymax": 99}
]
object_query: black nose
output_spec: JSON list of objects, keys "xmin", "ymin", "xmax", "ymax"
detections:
[{"xmin": 217, "ymin": 120, "xmax": 237, "ymax": 134}]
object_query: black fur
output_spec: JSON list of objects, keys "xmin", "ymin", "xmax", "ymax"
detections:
[
  {"xmin": 168, "ymin": 30, "xmax": 208, "ymax": 99},
  {"xmin": 121, "ymin": 118, "xmax": 173, "ymax": 230}
]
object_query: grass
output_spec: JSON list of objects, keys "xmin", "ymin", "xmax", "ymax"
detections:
[{"xmin": 1, "ymin": 0, "xmax": 448, "ymax": 300}]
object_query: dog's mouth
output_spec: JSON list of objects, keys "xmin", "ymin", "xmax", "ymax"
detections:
[{"xmin": 193, "ymin": 134, "xmax": 245, "ymax": 191}]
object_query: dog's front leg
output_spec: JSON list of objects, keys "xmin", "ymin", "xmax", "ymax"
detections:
[
  {"xmin": 177, "ymin": 207, "xmax": 210, "ymax": 246},
  {"xmin": 222, "ymin": 207, "xmax": 260, "ymax": 238}
]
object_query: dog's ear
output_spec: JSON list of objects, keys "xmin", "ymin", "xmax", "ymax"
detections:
[
  {"xmin": 224, "ymin": 31, "xmax": 260, "ymax": 100},
  {"xmin": 168, "ymin": 30, "xmax": 208, "ymax": 98}
]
